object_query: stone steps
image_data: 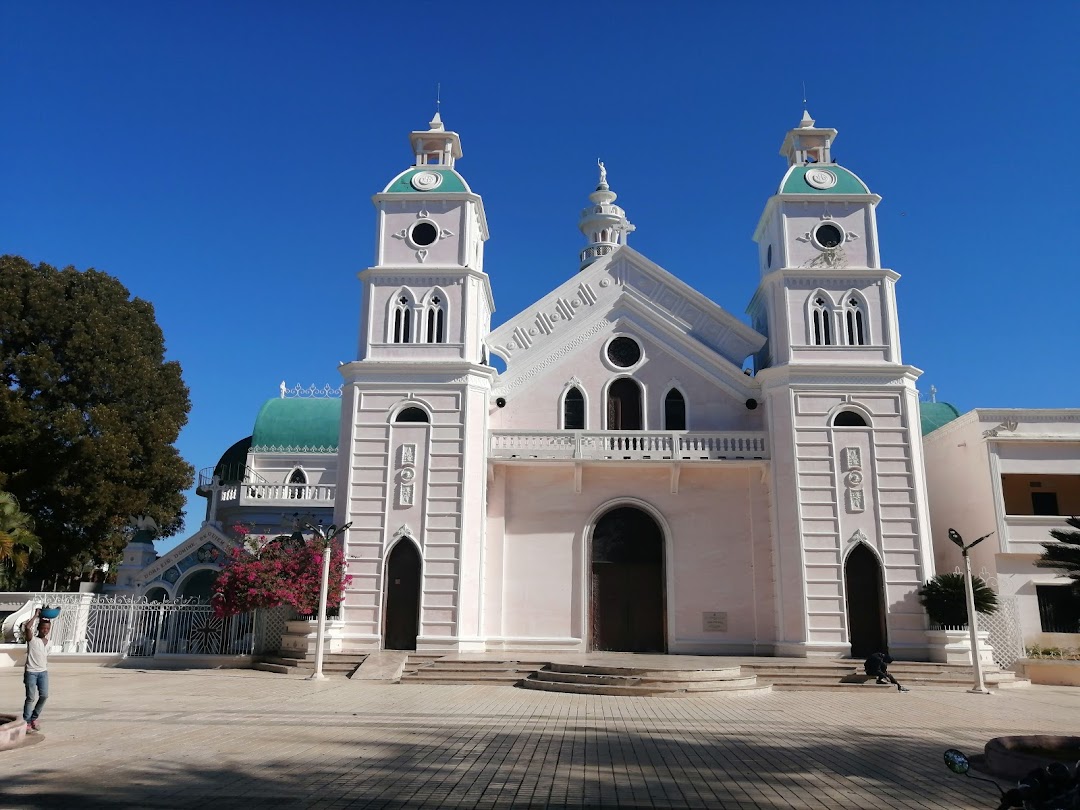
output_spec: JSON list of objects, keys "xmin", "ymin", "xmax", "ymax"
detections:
[
  {"xmin": 254, "ymin": 652, "xmax": 368, "ymax": 677},
  {"xmin": 520, "ymin": 663, "xmax": 767, "ymax": 697},
  {"xmin": 399, "ymin": 660, "xmax": 539, "ymax": 685},
  {"xmin": 742, "ymin": 661, "xmax": 1029, "ymax": 690}
]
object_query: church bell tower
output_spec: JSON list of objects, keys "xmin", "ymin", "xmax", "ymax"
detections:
[{"xmin": 335, "ymin": 113, "xmax": 496, "ymax": 654}]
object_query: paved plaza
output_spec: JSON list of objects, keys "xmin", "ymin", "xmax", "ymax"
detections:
[{"xmin": 1, "ymin": 665, "xmax": 1078, "ymax": 809}]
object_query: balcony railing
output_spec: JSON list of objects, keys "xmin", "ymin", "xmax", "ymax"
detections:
[
  {"xmin": 1002, "ymin": 514, "xmax": 1073, "ymax": 554},
  {"xmin": 217, "ymin": 483, "xmax": 336, "ymax": 508},
  {"xmin": 489, "ymin": 430, "xmax": 768, "ymax": 461}
]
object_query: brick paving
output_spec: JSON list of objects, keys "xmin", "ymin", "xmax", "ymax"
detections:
[{"xmin": 1, "ymin": 665, "xmax": 1078, "ymax": 808}]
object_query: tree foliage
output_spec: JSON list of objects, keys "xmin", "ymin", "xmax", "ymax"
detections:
[
  {"xmin": 0, "ymin": 255, "xmax": 193, "ymax": 578},
  {"xmin": 212, "ymin": 526, "xmax": 351, "ymax": 617},
  {"xmin": 918, "ymin": 572, "xmax": 999, "ymax": 628},
  {"xmin": 0, "ymin": 491, "xmax": 41, "ymax": 589},
  {"xmin": 1035, "ymin": 516, "xmax": 1080, "ymax": 595}
]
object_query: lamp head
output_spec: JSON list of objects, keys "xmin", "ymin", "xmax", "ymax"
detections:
[{"xmin": 947, "ymin": 528, "xmax": 964, "ymax": 548}]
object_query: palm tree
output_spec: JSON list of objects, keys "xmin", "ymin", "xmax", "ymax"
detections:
[
  {"xmin": 1036, "ymin": 516, "xmax": 1080, "ymax": 594},
  {"xmin": 0, "ymin": 491, "xmax": 42, "ymax": 588},
  {"xmin": 918, "ymin": 573, "xmax": 999, "ymax": 628}
]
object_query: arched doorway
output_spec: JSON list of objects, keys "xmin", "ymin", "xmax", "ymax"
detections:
[
  {"xmin": 383, "ymin": 541, "xmax": 422, "ymax": 650},
  {"xmin": 606, "ymin": 379, "xmax": 643, "ymax": 430},
  {"xmin": 844, "ymin": 544, "xmax": 887, "ymax": 658},
  {"xmin": 178, "ymin": 569, "xmax": 218, "ymax": 601},
  {"xmin": 590, "ymin": 506, "xmax": 665, "ymax": 652}
]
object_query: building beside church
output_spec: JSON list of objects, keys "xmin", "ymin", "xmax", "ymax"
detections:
[{"xmin": 117, "ymin": 111, "xmax": 1078, "ymax": 660}]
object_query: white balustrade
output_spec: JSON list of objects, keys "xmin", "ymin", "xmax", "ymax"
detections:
[
  {"xmin": 489, "ymin": 431, "xmax": 768, "ymax": 461},
  {"xmin": 239, "ymin": 483, "xmax": 336, "ymax": 504}
]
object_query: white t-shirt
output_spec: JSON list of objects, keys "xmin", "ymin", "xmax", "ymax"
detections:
[{"xmin": 26, "ymin": 635, "xmax": 49, "ymax": 673}]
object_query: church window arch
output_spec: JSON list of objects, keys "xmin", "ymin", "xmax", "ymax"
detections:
[
  {"xmin": 833, "ymin": 409, "xmax": 869, "ymax": 428},
  {"xmin": 388, "ymin": 289, "xmax": 416, "ymax": 344},
  {"xmin": 287, "ymin": 467, "xmax": 307, "ymax": 499},
  {"xmin": 422, "ymin": 289, "xmax": 448, "ymax": 344},
  {"xmin": 663, "ymin": 388, "xmax": 687, "ymax": 431},
  {"xmin": 843, "ymin": 292, "xmax": 870, "ymax": 346},
  {"xmin": 808, "ymin": 291, "xmax": 835, "ymax": 346},
  {"xmin": 394, "ymin": 406, "xmax": 430, "ymax": 424},
  {"xmin": 562, "ymin": 386, "xmax": 586, "ymax": 430},
  {"xmin": 604, "ymin": 376, "xmax": 645, "ymax": 430}
]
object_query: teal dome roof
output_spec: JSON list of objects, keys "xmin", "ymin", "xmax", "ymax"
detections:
[
  {"xmin": 383, "ymin": 167, "xmax": 471, "ymax": 194},
  {"xmin": 251, "ymin": 398, "xmax": 341, "ymax": 453},
  {"xmin": 920, "ymin": 401, "xmax": 962, "ymax": 436},
  {"xmin": 780, "ymin": 165, "xmax": 870, "ymax": 195}
]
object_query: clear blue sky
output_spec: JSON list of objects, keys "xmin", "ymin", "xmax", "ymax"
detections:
[{"xmin": 4, "ymin": 2, "xmax": 1078, "ymax": 550}]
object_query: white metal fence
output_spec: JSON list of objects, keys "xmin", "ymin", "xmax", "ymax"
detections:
[
  {"xmin": 949, "ymin": 566, "xmax": 1027, "ymax": 669},
  {"xmin": 12, "ymin": 594, "xmax": 286, "ymax": 658}
]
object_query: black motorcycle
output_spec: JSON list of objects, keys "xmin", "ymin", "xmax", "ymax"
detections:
[{"xmin": 944, "ymin": 748, "xmax": 1080, "ymax": 809}]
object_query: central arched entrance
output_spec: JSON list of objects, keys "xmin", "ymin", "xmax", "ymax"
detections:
[
  {"xmin": 383, "ymin": 541, "xmax": 422, "ymax": 650},
  {"xmin": 844, "ymin": 543, "xmax": 887, "ymax": 658},
  {"xmin": 590, "ymin": 506, "xmax": 665, "ymax": 652}
]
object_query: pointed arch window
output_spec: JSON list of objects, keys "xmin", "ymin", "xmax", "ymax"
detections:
[
  {"xmin": 812, "ymin": 297, "xmax": 833, "ymax": 346},
  {"xmin": 664, "ymin": 389, "xmax": 686, "ymax": 430},
  {"xmin": 287, "ymin": 468, "xmax": 307, "ymax": 499},
  {"xmin": 424, "ymin": 295, "xmax": 446, "ymax": 343},
  {"xmin": 845, "ymin": 297, "xmax": 868, "ymax": 346},
  {"xmin": 392, "ymin": 295, "xmax": 413, "ymax": 343},
  {"xmin": 563, "ymin": 387, "xmax": 585, "ymax": 430}
]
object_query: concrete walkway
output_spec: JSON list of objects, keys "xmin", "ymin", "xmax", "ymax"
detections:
[{"xmin": 2, "ymin": 664, "xmax": 1077, "ymax": 808}]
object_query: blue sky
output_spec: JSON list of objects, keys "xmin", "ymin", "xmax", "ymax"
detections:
[{"xmin": 4, "ymin": 2, "xmax": 1078, "ymax": 551}]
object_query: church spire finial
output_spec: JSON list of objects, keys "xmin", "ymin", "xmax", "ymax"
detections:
[{"xmin": 578, "ymin": 162, "xmax": 634, "ymax": 271}]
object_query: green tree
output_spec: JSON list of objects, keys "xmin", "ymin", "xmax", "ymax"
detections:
[
  {"xmin": 0, "ymin": 255, "xmax": 194, "ymax": 580},
  {"xmin": 1035, "ymin": 516, "xmax": 1080, "ymax": 594},
  {"xmin": 918, "ymin": 572, "xmax": 999, "ymax": 628},
  {"xmin": 0, "ymin": 491, "xmax": 41, "ymax": 589}
]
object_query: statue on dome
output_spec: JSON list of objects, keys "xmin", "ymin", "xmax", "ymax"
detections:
[{"xmin": 597, "ymin": 159, "xmax": 607, "ymax": 185}]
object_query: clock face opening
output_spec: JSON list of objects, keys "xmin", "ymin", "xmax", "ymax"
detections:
[
  {"xmin": 815, "ymin": 223, "xmax": 843, "ymax": 249},
  {"xmin": 410, "ymin": 221, "xmax": 438, "ymax": 247}
]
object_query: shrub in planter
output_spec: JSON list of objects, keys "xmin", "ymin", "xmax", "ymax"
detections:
[{"xmin": 918, "ymin": 572, "xmax": 999, "ymax": 628}]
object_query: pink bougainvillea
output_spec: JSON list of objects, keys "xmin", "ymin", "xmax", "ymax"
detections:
[{"xmin": 213, "ymin": 526, "xmax": 352, "ymax": 617}]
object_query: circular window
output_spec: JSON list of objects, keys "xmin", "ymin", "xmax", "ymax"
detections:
[
  {"xmin": 814, "ymin": 223, "xmax": 843, "ymax": 249},
  {"xmin": 410, "ymin": 221, "xmax": 438, "ymax": 247},
  {"xmin": 606, "ymin": 336, "xmax": 641, "ymax": 368}
]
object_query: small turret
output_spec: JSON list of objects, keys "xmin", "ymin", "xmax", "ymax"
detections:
[{"xmin": 578, "ymin": 161, "xmax": 635, "ymax": 271}]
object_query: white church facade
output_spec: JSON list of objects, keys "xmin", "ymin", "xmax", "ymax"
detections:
[{"xmin": 115, "ymin": 112, "xmax": 1078, "ymax": 660}]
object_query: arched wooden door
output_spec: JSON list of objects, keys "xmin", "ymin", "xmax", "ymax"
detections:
[
  {"xmin": 607, "ymin": 379, "xmax": 643, "ymax": 430},
  {"xmin": 590, "ymin": 506, "xmax": 665, "ymax": 652},
  {"xmin": 383, "ymin": 541, "xmax": 422, "ymax": 650},
  {"xmin": 844, "ymin": 544, "xmax": 887, "ymax": 658}
]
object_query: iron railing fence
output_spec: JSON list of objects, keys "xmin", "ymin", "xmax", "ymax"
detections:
[{"xmin": 13, "ymin": 594, "xmax": 283, "ymax": 658}]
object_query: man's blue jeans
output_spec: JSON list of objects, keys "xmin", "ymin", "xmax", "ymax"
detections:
[{"xmin": 23, "ymin": 670, "xmax": 48, "ymax": 723}]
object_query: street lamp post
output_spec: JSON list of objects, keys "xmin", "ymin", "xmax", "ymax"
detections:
[
  {"xmin": 304, "ymin": 520, "xmax": 352, "ymax": 681},
  {"xmin": 947, "ymin": 528, "xmax": 994, "ymax": 695}
]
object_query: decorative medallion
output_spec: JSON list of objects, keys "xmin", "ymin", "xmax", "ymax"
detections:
[
  {"xmin": 410, "ymin": 171, "xmax": 443, "ymax": 191},
  {"xmin": 398, "ymin": 443, "xmax": 417, "ymax": 508},
  {"xmin": 805, "ymin": 169, "xmax": 838, "ymax": 190}
]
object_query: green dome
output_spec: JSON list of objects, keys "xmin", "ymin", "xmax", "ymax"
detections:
[
  {"xmin": 780, "ymin": 165, "xmax": 870, "ymax": 195},
  {"xmin": 383, "ymin": 167, "xmax": 471, "ymax": 194},
  {"xmin": 920, "ymin": 401, "xmax": 962, "ymax": 436},
  {"xmin": 251, "ymin": 398, "xmax": 341, "ymax": 453}
]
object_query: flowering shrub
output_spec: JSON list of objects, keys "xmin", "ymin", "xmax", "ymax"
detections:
[{"xmin": 213, "ymin": 525, "xmax": 352, "ymax": 617}]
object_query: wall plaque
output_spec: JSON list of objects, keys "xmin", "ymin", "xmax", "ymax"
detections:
[{"xmin": 702, "ymin": 612, "xmax": 728, "ymax": 632}]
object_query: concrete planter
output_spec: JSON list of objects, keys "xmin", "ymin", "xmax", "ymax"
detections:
[
  {"xmin": 279, "ymin": 619, "xmax": 346, "ymax": 656},
  {"xmin": 1017, "ymin": 658, "xmax": 1080, "ymax": 687},
  {"xmin": 926, "ymin": 629, "xmax": 994, "ymax": 666}
]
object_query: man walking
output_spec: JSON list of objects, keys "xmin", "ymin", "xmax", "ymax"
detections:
[{"xmin": 22, "ymin": 608, "xmax": 51, "ymax": 731}]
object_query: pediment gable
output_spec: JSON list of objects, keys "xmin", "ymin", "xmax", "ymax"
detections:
[
  {"xmin": 487, "ymin": 246, "xmax": 763, "ymax": 365},
  {"xmin": 485, "ymin": 247, "xmax": 765, "ymax": 399},
  {"xmin": 139, "ymin": 524, "xmax": 237, "ymax": 585}
]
